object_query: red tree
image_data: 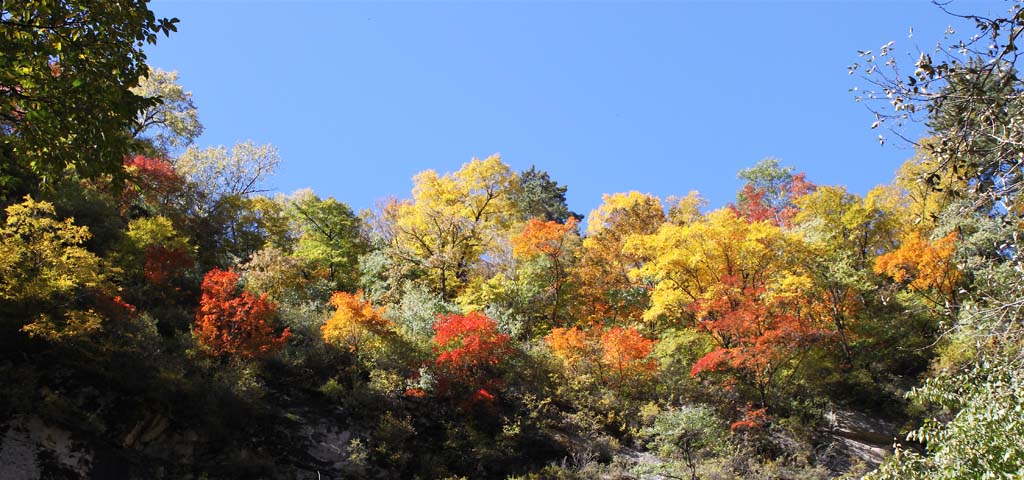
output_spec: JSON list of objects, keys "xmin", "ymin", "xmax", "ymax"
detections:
[
  {"xmin": 432, "ymin": 312, "xmax": 513, "ymax": 401},
  {"xmin": 194, "ymin": 268, "xmax": 290, "ymax": 358}
]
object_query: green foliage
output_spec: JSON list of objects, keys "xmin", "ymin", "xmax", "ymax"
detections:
[
  {"xmin": 288, "ymin": 189, "xmax": 366, "ymax": 292},
  {"xmin": 129, "ymin": 68, "xmax": 203, "ymax": 156},
  {"xmin": 0, "ymin": 0, "xmax": 178, "ymax": 194},
  {"xmin": 868, "ymin": 356, "xmax": 1024, "ymax": 480},
  {"xmin": 636, "ymin": 405, "xmax": 728, "ymax": 479},
  {"xmin": 510, "ymin": 166, "xmax": 580, "ymax": 223}
]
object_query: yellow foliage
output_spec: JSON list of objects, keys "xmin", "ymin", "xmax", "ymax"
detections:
[
  {"xmin": 586, "ymin": 191, "xmax": 665, "ymax": 236},
  {"xmin": 321, "ymin": 290, "xmax": 390, "ymax": 352},
  {"xmin": 0, "ymin": 196, "xmax": 108, "ymax": 341},
  {"xmin": 627, "ymin": 208, "xmax": 799, "ymax": 325},
  {"xmin": 571, "ymin": 191, "xmax": 665, "ymax": 323},
  {"xmin": 390, "ymin": 155, "xmax": 519, "ymax": 298}
]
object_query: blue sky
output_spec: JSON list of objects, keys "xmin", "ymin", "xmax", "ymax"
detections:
[{"xmin": 147, "ymin": 0, "xmax": 1008, "ymax": 217}]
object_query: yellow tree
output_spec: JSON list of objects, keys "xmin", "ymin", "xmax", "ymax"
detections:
[
  {"xmin": 893, "ymin": 139, "xmax": 969, "ymax": 229},
  {"xmin": 792, "ymin": 185, "xmax": 902, "ymax": 358},
  {"xmin": 629, "ymin": 208, "xmax": 821, "ymax": 405},
  {"xmin": 572, "ymin": 191, "xmax": 665, "ymax": 324},
  {"xmin": 874, "ymin": 231, "xmax": 961, "ymax": 314},
  {"xmin": 322, "ymin": 290, "xmax": 391, "ymax": 353},
  {"xmin": 0, "ymin": 196, "xmax": 109, "ymax": 341},
  {"xmin": 388, "ymin": 155, "xmax": 519, "ymax": 299},
  {"xmin": 627, "ymin": 208, "xmax": 798, "ymax": 327}
]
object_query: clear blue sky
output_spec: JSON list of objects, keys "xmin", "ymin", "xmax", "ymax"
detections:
[{"xmin": 147, "ymin": 0, "xmax": 1008, "ymax": 217}]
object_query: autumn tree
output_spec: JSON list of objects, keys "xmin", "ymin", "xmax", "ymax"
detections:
[
  {"xmin": 387, "ymin": 155, "xmax": 519, "ymax": 299},
  {"xmin": 600, "ymin": 326, "xmax": 657, "ymax": 382},
  {"xmin": 792, "ymin": 185, "xmax": 902, "ymax": 359},
  {"xmin": 629, "ymin": 208, "xmax": 822, "ymax": 405},
  {"xmin": 545, "ymin": 326, "xmax": 591, "ymax": 373},
  {"xmin": 194, "ymin": 268, "xmax": 290, "ymax": 358},
  {"xmin": 688, "ymin": 275, "xmax": 822, "ymax": 407},
  {"xmin": 432, "ymin": 311, "xmax": 513, "ymax": 397},
  {"xmin": 120, "ymin": 215, "xmax": 194, "ymax": 285},
  {"xmin": 545, "ymin": 324, "xmax": 657, "ymax": 385},
  {"xmin": 628, "ymin": 208, "xmax": 795, "ymax": 327},
  {"xmin": 123, "ymin": 155, "xmax": 187, "ymax": 217},
  {"xmin": 0, "ymin": 196, "xmax": 109, "ymax": 341},
  {"xmin": 510, "ymin": 217, "xmax": 580, "ymax": 325},
  {"xmin": 731, "ymin": 158, "xmax": 815, "ymax": 227},
  {"xmin": 874, "ymin": 230, "xmax": 961, "ymax": 314},
  {"xmin": 322, "ymin": 290, "xmax": 390, "ymax": 353},
  {"xmin": 573, "ymin": 191, "xmax": 665, "ymax": 324}
]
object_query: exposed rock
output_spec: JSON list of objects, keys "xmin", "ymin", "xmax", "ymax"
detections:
[{"xmin": 0, "ymin": 416, "xmax": 93, "ymax": 480}]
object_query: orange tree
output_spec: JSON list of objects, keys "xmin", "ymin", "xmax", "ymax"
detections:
[{"xmin": 688, "ymin": 276, "xmax": 823, "ymax": 408}]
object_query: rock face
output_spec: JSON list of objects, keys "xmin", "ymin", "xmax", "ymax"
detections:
[
  {"xmin": 0, "ymin": 406, "xmax": 355, "ymax": 479},
  {"xmin": 0, "ymin": 416, "xmax": 93, "ymax": 480}
]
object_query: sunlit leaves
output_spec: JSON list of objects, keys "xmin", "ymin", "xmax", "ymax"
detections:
[
  {"xmin": 432, "ymin": 311, "xmax": 512, "ymax": 382},
  {"xmin": 0, "ymin": 196, "xmax": 109, "ymax": 341},
  {"xmin": 388, "ymin": 155, "xmax": 519, "ymax": 299},
  {"xmin": 874, "ymin": 231, "xmax": 961, "ymax": 295},
  {"xmin": 129, "ymin": 68, "xmax": 203, "ymax": 156},
  {"xmin": 322, "ymin": 290, "xmax": 390, "ymax": 352},
  {"xmin": 194, "ymin": 268, "xmax": 290, "ymax": 358},
  {"xmin": 0, "ymin": 0, "xmax": 178, "ymax": 190}
]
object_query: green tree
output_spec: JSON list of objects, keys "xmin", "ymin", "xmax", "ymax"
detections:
[
  {"xmin": 510, "ymin": 166, "xmax": 579, "ymax": 223},
  {"xmin": 288, "ymin": 189, "xmax": 366, "ymax": 292},
  {"xmin": 0, "ymin": 0, "xmax": 177, "ymax": 195},
  {"xmin": 129, "ymin": 68, "xmax": 203, "ymax": 156}
]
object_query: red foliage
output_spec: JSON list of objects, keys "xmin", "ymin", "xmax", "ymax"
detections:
[
  {"xmin": 194, "ymin": 268, "xmax": 290, "ymax": 358},
  {"xmin": 433, "ymin": 312, "xmax": 512, "ymax": 372},
  {"xmin": 731, "ymin": 172, "xmax": 816, "ymax": 227},
  {"xmin": 432, "ymin": 312, "xmax": 513, "ymax": 402},
  {"xmin": 472, "ymin": 388, "xmax": 496, "ymax": 403},
  {"xmin": 123, "ymin": 156, "xmax": 184, "ymax": 208},
  {"xmin": 143, "ymin": 245, "xmax": 193, "ymax": 284},
  {"xmin": 93, "ymin": 293, "xmax": 137, "ymax": 321}
]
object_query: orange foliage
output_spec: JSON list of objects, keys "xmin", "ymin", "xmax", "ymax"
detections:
[
  {"xmin": 874, "ymin": 231, "xmax": 960, "ymax": 294},
  {"xmin": 403, "ymin": 388, "xmax": 427, "ymax": 398},
  {"xmin": 545, "ymin": 326, "xmax": 590, "ymax": 370},
  {"xmin": 600, "ymin": 326, "xmax": 657, "ymax": 377},
  {"xmin": 512, "ymin": 217, "xmax": 578, "ymax": 259},
  {"xmin": 546, "ymin": 324, "xmax": 657, "ymax": 382},
  {"xmin": 730, "ymin": 405, "xmax": 769, "ymax": 432},
  {"xmin": 194, "ymin": 268, "xmax": 290, "ymax": 358},
  {"xmin": 321, "ymin": 290, "xmax": 390, "ymax": 351},
  {"xmin": 689, "ymin": 276, "xmax": 821, "ymax": 403}
]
